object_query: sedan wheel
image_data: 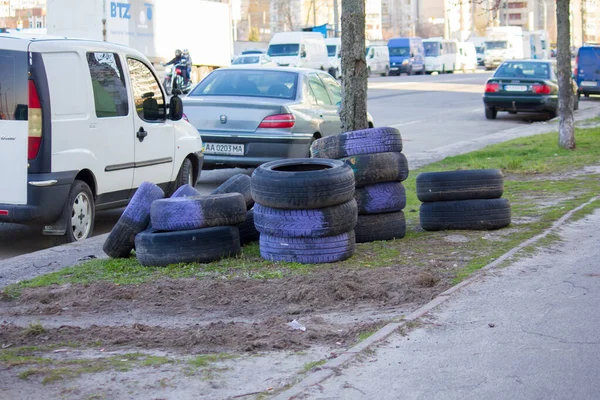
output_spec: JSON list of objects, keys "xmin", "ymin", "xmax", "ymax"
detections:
[{"xmin": 485, "ymin": 107, "xmax": 497, "ymax": 120}]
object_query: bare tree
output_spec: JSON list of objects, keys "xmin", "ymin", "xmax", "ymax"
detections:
[
  {"xmin": 556, "ymin": 0, "xmax": 575, "ymax": 149},
  {"xmin": 340, "ymin": 0, "xmax": 368, "ymax": 132}
]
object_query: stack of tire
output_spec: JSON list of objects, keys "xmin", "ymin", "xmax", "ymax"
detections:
[
  {"xmin": 310, "ymin": 127, "xmax": 409, "ymax": 243},
  {"xmin": 103, "ymin": 175, "xmax": 258, "ymax": 267},
  {"xmin": 251, "ymin": 158, "xmax": 357, "ymax": 264},
  {"xmin": 416, "ymin": 169, "xmax": 511, "ymax": 231}
]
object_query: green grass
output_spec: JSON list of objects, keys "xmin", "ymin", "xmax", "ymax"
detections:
[
  {"xmin": 2, "ymin": 126, "xmax": 600, "ymax": 295},
  {"xmin": 188, "ymin": 353, "xmax": 237, "ymax": 368},
  {"xmin": 0, "ymin": 347, "xmax": 177, "ymax": 384},
  {"xmin": 302, "ymin": 359, "xmax": 326, "ymax": 373}
]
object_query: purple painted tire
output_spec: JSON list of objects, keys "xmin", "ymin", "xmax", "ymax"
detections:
[
  {"xmin": 341, "ymin": 152, "xmax": 409, "ymax": 187},
  {"xmin": 171, "ymin": 184, "xmax": 200, "ymax": 198},
  {"xmin": 355, "ymin": 211, "xmax": 406, "ymax": 243},
  {"xmin": 103, "ymin": 182, "xmax": 164, "ymax": 258},
  {"xmin": 355, "ymin": 182, "xmax": 406, "ymax": 214},
  {"xmin": 211, "ymin": 174, "xmax": 254, "ymax": 210},
  {"xmin": 310, "ymin": 127, "xmax": 403, "ymax": 159},
  {"xmin": 251, "ymin": 158, "xmax": 355, "ymax": 209},
  {"xmin": 254, "ymin": 200, "xmax": 357, "ymax": 238},
  {"xmin": 150, "ymin": 193, "xmax": 246, "ymax": 231},
  {"xmin": 260, "ymin": 231, "xmax": 356, "ymax": 264}
]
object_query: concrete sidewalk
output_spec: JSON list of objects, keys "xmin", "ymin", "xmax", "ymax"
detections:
[{"xmin": 277, "ymin": 208, "xmax": 600, "ymax": 400}]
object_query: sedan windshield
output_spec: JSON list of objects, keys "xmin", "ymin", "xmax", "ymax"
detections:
[
  {"xmin": 189, "ymin": 69, "xmax": 298, "ymax": 99},
  {"xmin": 423, "ymin": 42, "xmax": 440, "ymax": 57},
  {"xmin": 267, "ymin": 44, "xmax": 300, "ymax": 57},
  {"xmin": 232, "ymin": 56, "xmax": 259, "ymax": 65},
  {"xmin": 389, "ymin": 47, "xmax": 410, "ymax": 57},
  {"xmin": 494, "ymin": 62, "xmax": 551, "ymax": 79}
]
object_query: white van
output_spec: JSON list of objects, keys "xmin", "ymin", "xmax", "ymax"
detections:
[
  {"xmin": 423, "ymin": 38, "xmax": 458, "ymax": 73},
  {"xmin": 366, "ymin": 45, "xmax": 391, "ymax": 76},
  {"xmin": 267, "ymin": 32, "xmax": 328, "ymax": 70},
  {"xmin": 457, "ymin": 42, "xmax": 478, "ymax": 72},
  {"xmin": 324, "ymin": 37, "xmax": 341, "ymax": 79},
  {"xmin": 0, "ymin": 34, "xmax": 204, "ymax": 243}
]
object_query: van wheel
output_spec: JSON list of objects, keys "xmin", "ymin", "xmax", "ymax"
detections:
[
  {"xmin": 381, "ymin": 66, "xmax": 389, "ymax": 77},
  {"xmin": 170, "ymin": 158, "xmax": 193, "ymax": 196},
  {"xmin": 54, "ymin": 180, "xmax": 95, "ymax": 244},
  {"xmin": 367, "ymin": 67, "xmax": 371, "ymax": 76}
]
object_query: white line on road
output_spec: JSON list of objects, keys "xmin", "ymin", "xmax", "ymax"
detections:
[
  {"xmin": 390, "ymin": 120, "xmax": 423, "ymax": 128},
  {"xmin": 472, "ymin": 108, "xmax": 483, "ymax": 112}
]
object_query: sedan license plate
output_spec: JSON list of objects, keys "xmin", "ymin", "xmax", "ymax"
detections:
[
  {"xmin": 203, "ymin": 143, "xmax": 244, "ymax": 156},
  {"xmin": 581, "ymin": 81, "xmax": 597, "ymax": 87},
  {"xmin": 505, "ymin": 85, "xmax": 528, "ymax": 92}
]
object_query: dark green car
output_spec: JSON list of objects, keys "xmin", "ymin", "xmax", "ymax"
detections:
[{"xmin": 483, "ymin": 60, "xmax": 578, "ymax": 120}]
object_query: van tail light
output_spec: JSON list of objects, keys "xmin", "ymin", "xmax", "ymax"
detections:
[
  {"xmin": 258, "ymin": 113, "xmax": 295, "ymax": 129},
  {"xmin": 28, "ymin": 80, "xmax": 43, "ymax": 160},
  {"xmin": 531, "ymin": 84, "xmax": 551, "ymax": 94},
  {"xmin": 485, "ymin": 82, "xmax": 500, "ymax": 93}
]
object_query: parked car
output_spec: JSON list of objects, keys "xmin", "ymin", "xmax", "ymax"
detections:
[
  {"xmin": 232, "ymin": 54, "xmax": 275, "ymax": 67},
  {"xmin": 182, "ymin": 67, "xmax": 374, "ymax": 169},
  {"xmin": 0, "ymin": 34, "xmax": 204, "ymax": 242},
  {"xmin": 366, "ymin": 45, "xmax": 390, "ymax": 76},
  {"xmin": 457, "ymin": 41, "xmax": 478, "ymax": 72},
  {"xmin": 574, "ymin": 45, "xmax": 600, "ymax": 98},
  {"xmin": 483, "ymin": 60, "xmax": 578, "ymax": 120},
  {"xmin": 267, "ymin": 32, "xmax": 328, "ymax": 70}
]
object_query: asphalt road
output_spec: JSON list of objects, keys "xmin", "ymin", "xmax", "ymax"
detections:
[{"xmin": 1, "ymin": 71, "xmax": 598, "ymax": 260}]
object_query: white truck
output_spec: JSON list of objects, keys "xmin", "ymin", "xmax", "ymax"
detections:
[
  {"xmin": 46, "ymin": 0, "xmax": 233, "ymax": 82},
  {"xmin": 523, "ymin": 30, "xmax": 550, "ymax": 60},
  {"xmin": 483, "ymin": 26, "xmax": 524, "ymax": 70}
]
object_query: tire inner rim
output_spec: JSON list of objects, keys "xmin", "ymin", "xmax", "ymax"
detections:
[{"xmin": 71, "ymin": 192, "xmax": 92, "ymax": 241}]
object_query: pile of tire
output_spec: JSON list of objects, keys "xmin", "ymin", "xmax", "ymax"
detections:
[
  {"xmin": 251, "ymin": 158, "xmax": 357, "ymax": 264},
  {"xmin": 103, "ymin": 175, "xmax": 259, "ymax": 267},
  {"xmin": 310, "ymin": 127, "xmax": 409, "ymax": 243},
  {"xmin": 416, "ymin": 169, "xmax": 511, "ymax": 231}
]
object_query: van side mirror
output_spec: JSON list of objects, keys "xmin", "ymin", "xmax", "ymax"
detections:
[
  {"xmin": 169, "ymin": 94, "xmax": 183, "ymax": 121},
  {"xmin": 301, "ymin": 50, "xmax": 307, "ymax": 58}
]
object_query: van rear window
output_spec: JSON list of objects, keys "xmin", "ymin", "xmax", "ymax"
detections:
[{"xmin": 0, "ymin": 50, "xmax": 28, "ymax": 121}]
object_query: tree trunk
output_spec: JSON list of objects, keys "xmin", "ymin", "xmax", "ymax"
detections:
[
  {"xmin": 556, "ymin": 0, "xmax": 575, "ymax": 149},
  {"xmin": 340, "ymin": 0, "xmax": 368, "ymax": 132}
]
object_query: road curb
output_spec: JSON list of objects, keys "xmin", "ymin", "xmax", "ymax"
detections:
[{"xmin": 273, "ymin": 195, "xmax": 600, "ymax": 400}]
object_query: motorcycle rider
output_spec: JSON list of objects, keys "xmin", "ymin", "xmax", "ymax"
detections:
[
  {"xmin": 183, "ymin": 49, "xmax": 192, "ymax": 84},
  {"xmin": 163, "ymin": 49, "xmax": 189, "ymax": 85}
]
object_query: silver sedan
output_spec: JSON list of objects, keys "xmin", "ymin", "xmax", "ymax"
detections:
[{"xmin": 182, "ymin": 66, "xmax": 374, "ymax": 169}]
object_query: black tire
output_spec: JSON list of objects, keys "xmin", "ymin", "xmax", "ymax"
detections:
[
  {"xmin": 171, "ymin": 184, "xmax": 200, "ymax": 198},
  {"xmin": 238, "ymin": 209, "xmax": 259, "ymax": 245},
  {"xmin": 254, "ymin": 200, "xmax": 357, "ymax": 238},
  {"xmin": 574, "ymin": 96, "xmax": 579, "ymax": 111},
  {"xmin": 259, "ymin": 231, "xmax": 355, "ymax": 264},
  {"xmin": 341, "ymin": 152, "xmax": 409, "ymax": 187},
  {"xmin": 419, "ymin": 198, "xmax": 511, "ymax": 231},
  {"xmin": 103, "ymin": 182, "xmax": 165, "ymax": 258},
  {"xmin": 150, "ymin": 193, "xmax": 246, "ymax": 231},
  {"xmin": 381, "ymin": 67, "xmax": 389, "ymax": 77},
  {"xmin": 310, "ymin": 127, "xmax": 403, "ymax": 159},
  {"xmin": 485, "ymin": 107, "xmax": 497, "ymax": 120},
  {"xmin": 169, "ymin": 158, "xmax": 194, "ymax": 196},
  {"xmin": 355, "ymin": 211, "xmax": 406, "ymax": 243},
  {"xmin": 135, "ymin": 226, "xmax": 241, "ymax": 267},
  {"xmin": 355, "ymin": 182, "xmax": 406, "ymax": 214},
  {"xmin": 251, "ymin": 158, "xmax": 355, "ymax": 209},
  {"xmin": 211, "ymin": 174, "xmax": 254, "ymax": 210},
  {"xmin": 416, "ymin": 169, "xmax": 504, "ymax": 202},
  {"xmin": 53, "ymin": 180, "xmax": 95, "ymax": 244},
  {"xmin": 548, "ymin": 109, "xmax": 557, "ymax": 119}
]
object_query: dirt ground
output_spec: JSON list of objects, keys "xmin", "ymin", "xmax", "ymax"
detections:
[{"xmin": 0, "ymin": 261, "xmax": 450, "ymax": 399}]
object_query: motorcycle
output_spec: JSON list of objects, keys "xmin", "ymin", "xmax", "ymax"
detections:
[{"xmin": 162, "ymin": 62, "xmax": 192, "ymax": 95}]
